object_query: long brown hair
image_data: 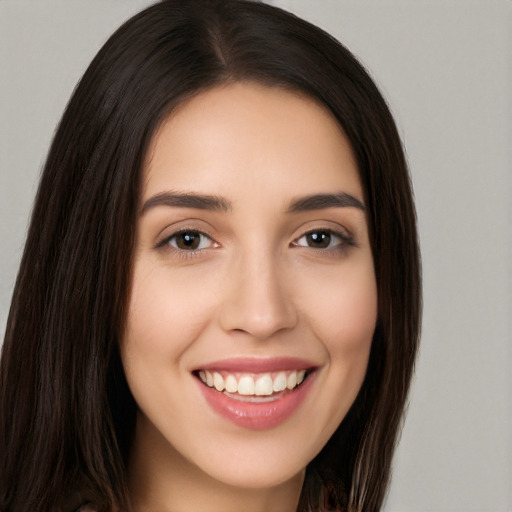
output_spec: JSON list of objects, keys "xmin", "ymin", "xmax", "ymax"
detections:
[{"xmin": 0, "ymin": 1, "xmax": 421, "ymax": 511}]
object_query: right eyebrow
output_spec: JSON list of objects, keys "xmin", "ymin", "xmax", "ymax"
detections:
[
  {"xmin": 140, "ymin": 191, "xmax": 232, "ymax": 215},
  {"xmin": 286, "ymin": 192, "xmax": 365, "ymax": 213}
]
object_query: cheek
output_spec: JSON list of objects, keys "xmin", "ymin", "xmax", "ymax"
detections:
[
  {"xmin": 326, "ymin": 284, "xmax": 377, "ymax": 356},
  {"xmin": 123, "ymin": 262, "xmax": 220, "ymax": 359},
  {"xmin": 301, "ymin": 258, "xmax": 377, "ymax": 397},
  {"xmin": 120, "ymin": 262, "xmax": 222, "ymax": 419},
  {"xmin": 304, "ymin": 255, "xmax": 377, "ymax": 348}
]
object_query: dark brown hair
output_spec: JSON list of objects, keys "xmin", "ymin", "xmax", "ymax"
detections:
[{"xmin": 0, "ymin": 1, "xmax": 421, "ymax": 511}]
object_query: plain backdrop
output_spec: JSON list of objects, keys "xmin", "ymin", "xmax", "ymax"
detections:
[{"xmin": 0, "ymin": 1, "xmax": 511, "ymax": 511}]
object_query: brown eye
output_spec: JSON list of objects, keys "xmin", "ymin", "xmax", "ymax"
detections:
[
  {"xmin": 293, "ymin": 229, "xmax": 350, "ymax": 250},
  {"xmin": 305, "ymin": 231, "xmax": 331, "ymax": 248},
  {"xmin": 167, "ymin": 230, "xmax": 212, "ymax": 251},
  {"xmin": 176, "ymin": 232, "xmax": 200, "ymax": 250}
]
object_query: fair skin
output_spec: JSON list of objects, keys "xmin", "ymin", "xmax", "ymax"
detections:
[{"xmin": 121, "ymin": 82, "xmax": 377, "ymax": 512}]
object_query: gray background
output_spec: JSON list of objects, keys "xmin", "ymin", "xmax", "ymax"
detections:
[{"xmin": 1, "ymin": 1, "xmax": 510, "ymax": 510}]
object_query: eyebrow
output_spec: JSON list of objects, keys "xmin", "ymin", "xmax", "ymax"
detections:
[
  {"xmin": 286, "ymin": 192, "xmax": 365, "ymax": 213},
  {"xmin": 141, "ymin": 191, "xmax": 232, "ymax": 214},
  {"xmin": 140, "ymin": 190, "xmax": 365, "ymax": 215}
]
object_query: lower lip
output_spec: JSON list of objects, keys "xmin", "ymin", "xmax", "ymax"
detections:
[{"xmin": 197, "ymin": 373, "xmax": 316, "ymax": 430}]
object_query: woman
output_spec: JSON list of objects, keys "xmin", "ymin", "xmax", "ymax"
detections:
[{"xmin": 0, "ymin": 1, "xmax": 421, "ymax": 511}]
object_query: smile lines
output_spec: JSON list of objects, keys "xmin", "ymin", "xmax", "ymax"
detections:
[{"xmin": 197, "ymin": 369, "xmax": 308, "ymax": 397}]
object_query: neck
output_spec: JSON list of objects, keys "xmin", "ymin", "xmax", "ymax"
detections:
[{"xmin": 127, "ymin": 415, "xmax": 305, "ymax": 512}]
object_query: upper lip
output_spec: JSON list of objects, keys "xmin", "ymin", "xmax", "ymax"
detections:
[{"xmin": 192, "ymin": 357, "xmax": 318, "ymax": 373}]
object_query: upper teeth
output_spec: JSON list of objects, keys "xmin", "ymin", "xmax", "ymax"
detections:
[{"xmin": 198, "ymin": 370, "xmax": 307, "ymax": 396}]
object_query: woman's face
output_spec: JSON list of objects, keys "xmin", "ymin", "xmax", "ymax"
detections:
[{"xmin": 121, "ymin": 82, "xmax": 377, "ymax": 495}]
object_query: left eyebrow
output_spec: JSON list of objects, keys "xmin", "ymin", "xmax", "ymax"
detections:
[{"xmin": 286, "ymin": 192, "xmax": 365, "ymax": 213}]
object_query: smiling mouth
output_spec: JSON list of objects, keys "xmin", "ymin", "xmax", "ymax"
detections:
[{"xmin": 194, "ymin": 369, "xmax": 311, "ymax": 402}]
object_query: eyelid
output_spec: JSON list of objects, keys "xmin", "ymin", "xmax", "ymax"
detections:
[
  {"xmin": 155, "ymin": 227, "xmax": 219, "ymax": 252},
  {"xmin": 153, "ymin": 222, "xmax": 356, "ymax": 258},
  {"xmin": 291, "ymin": 226, "xmax": 356, "ymax": 250}
]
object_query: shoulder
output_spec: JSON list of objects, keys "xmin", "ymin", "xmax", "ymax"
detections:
[
  {"xmin": 60, "ymin": 490, "xmax": 100, "ymax": 512},
  {"xmin": 74, "ymin": 504, "xmax": 98, "ymax": 512},
  {"xmin": 59, "ymin": 486, "xmax": 103, "ymax": 512}
]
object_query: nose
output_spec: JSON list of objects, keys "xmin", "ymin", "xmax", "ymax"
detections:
[{"xmin": 218, "ymin": 251, "xmax": 298, "ymax": 340}]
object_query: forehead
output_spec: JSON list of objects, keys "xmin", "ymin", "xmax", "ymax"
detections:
[{"xmin": 142, "ymin": 82, "xmax": 362, "ymax": 204}]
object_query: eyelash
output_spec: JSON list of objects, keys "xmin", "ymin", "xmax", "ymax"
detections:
[
  {"xmin": 292, "ymin": 229, "xmax": 355, "ymax": 252},
  {"xmin": 155, "ymin": 228, "xmax": 217, "ymax": 257},
  {"xmin": 155, "ymin": 227, "xmax": 355, "ymax": 259}
]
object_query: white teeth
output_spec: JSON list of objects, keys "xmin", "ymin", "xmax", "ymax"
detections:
[
  {"xmin": 225, "ymin": 374, "xmax": 238, "ymax": 393},
  {"xmin": 238, "ymin": 376, "xmax": 255, "ymax": 395},
  {"xmin": 198, "ymin": 369, "xmax": 308, "ymax": 396},
  {"xmin": 255, "ymin": 374, "xmax": 273, "ymax": 396},
  {"xmin": 287, "ymin": 372, "xmax": 297, "ymax": 390},
  {"xmin": 273, "ymin": 372, "xmax": 287, "ymax": 392},
  {"xmin": 213, "ymin": 372, "xmax": 224, "ymax": 391}
]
